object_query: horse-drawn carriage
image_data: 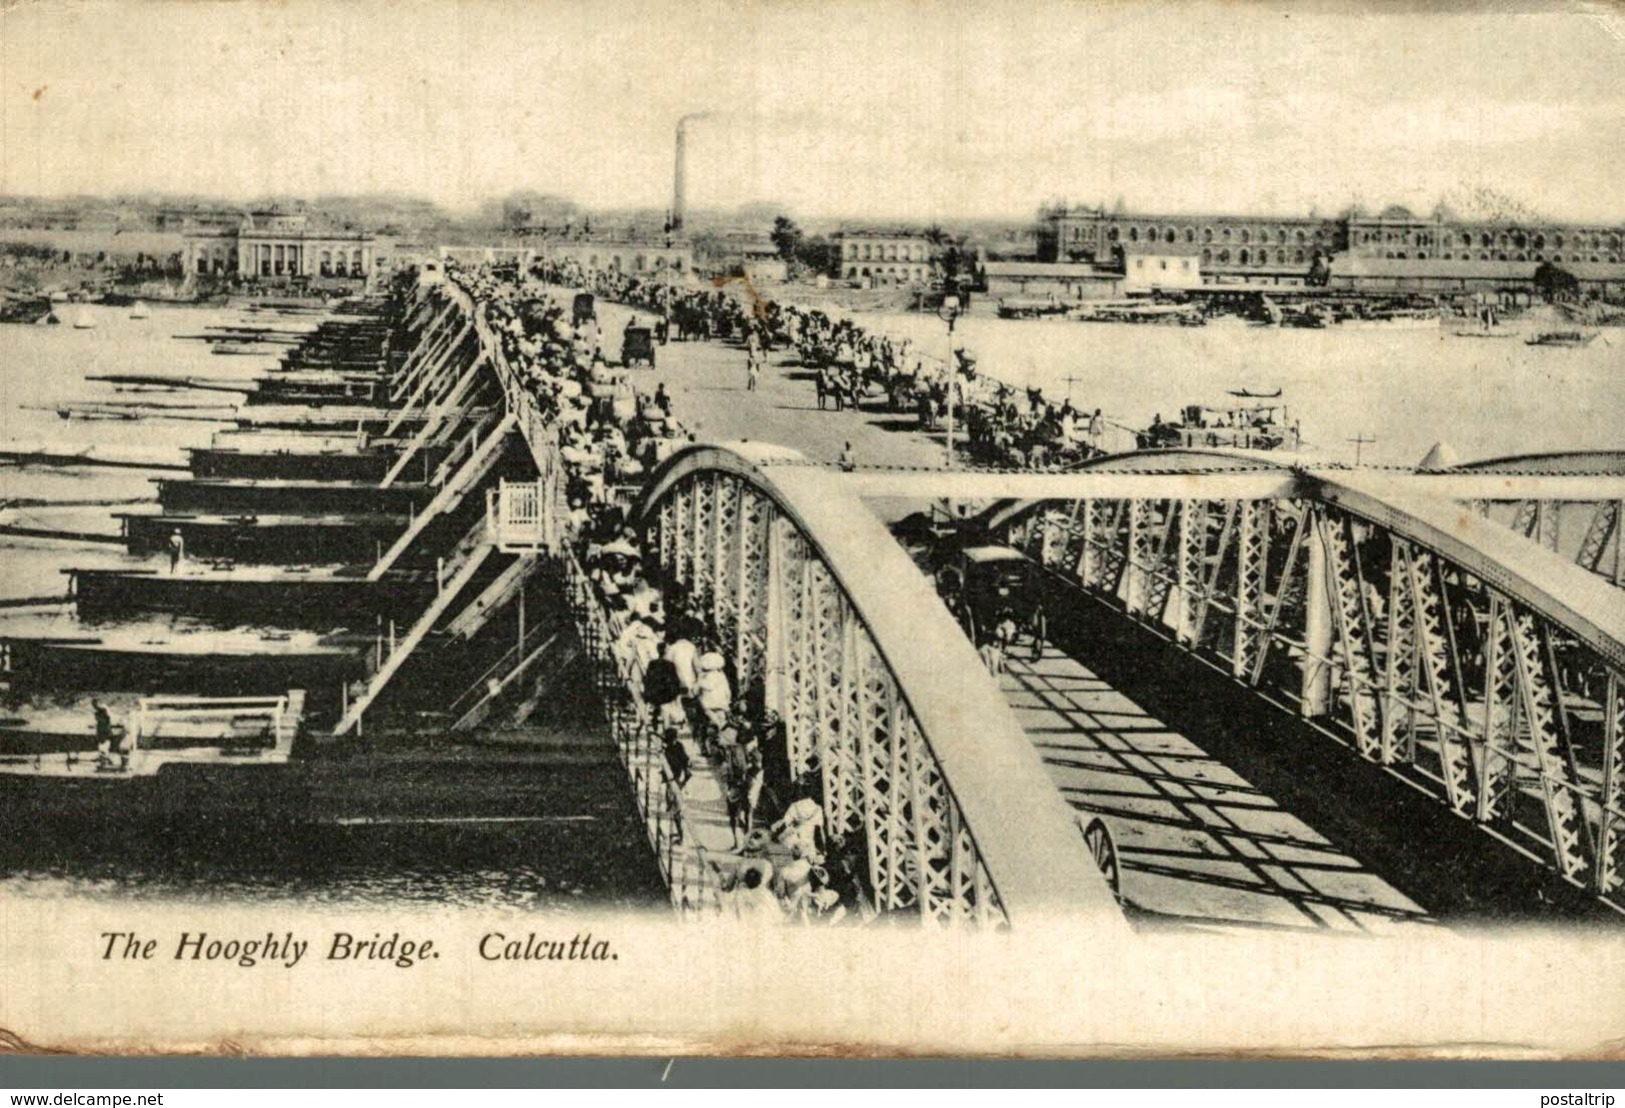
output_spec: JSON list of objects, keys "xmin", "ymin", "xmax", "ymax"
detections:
[
  {"xmin": 885, "ymin": 371, "xmax": 920, "ymax": 413},
  {"xmin": 622, "ymin": 326, "xmax": 656, "ymax": 368},
  {"xmin": 935, "ymin": 544, "xmax": 1048, "ymax": 662},
  {"xmin": 670, "ymin": 302, "xmax": 710, "ymax": 342},
  {"xmin": 923, "ymin": 525, "xmax": 1124, "ymax": 906}
]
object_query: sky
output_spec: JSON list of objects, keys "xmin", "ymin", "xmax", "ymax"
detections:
[{"xmin": 2, "ymin": 0, "xmax": 1623, "ymax": 222}]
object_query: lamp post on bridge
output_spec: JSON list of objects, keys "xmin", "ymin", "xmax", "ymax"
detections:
[{"xmin": 937, "ymin": 293, "xmax": 962, "ymax": 468}]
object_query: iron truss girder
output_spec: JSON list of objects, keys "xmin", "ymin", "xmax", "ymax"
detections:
[
  {"xmin": 640, "ymin": 469, "xmax": 1013, "ymax": 925},
  {"xmin": 1600, "ymin": 673, "xmax": 1625, "ymax": 893},
  {"xmin": 1576, "ymin": 500, "xmax": 1622, "ymax": 584},
  {"xmin": 982, "ymin": 471, "xmax": 1625, "ymax": 907},
  {"xmin": 1318, "ymin": 508, "xmax": 1384, "ymax": 761}
]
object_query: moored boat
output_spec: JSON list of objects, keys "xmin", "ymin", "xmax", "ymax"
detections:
[
  {"xmin": 1526, "ymin": 329, "xmax": 1599, "ymax": 347},
  {"xmin": 997, "ymin": 297, "xmax": 1071, "ymax": 320},
  {"xmin": 1136, "ymin": 390, "xmax": 1301, "ymax": 451}
]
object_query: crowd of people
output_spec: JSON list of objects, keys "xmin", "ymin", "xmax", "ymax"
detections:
[
  {"xmin": 448, "ymin": 260, "xmax": 870, "ymax": 926},
  {"xmin": 455, "ymin": 266, "xmax": 694, "ymax": 491},
  {"xmin": 532, "ymin": 255, "xmax": 1115, "ymax": 470}
]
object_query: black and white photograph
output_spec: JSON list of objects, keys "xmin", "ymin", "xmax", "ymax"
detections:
[{"xmin": 0, "ymin": 0, "xmax": 1622, "ymax": 1059}]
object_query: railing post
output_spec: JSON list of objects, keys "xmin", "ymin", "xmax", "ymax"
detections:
[
  {"xmin": 1301, "ymin": 513, "xmax": 1333, "ymax": 718},
  {"xmin": 1616, "ymin": 500, "xmax": 1624, "ymax": 587}
]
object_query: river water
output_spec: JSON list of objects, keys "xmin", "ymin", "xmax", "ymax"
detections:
[
  {"xmin": 852, "ymin": 310, "xmax": 1624, "ymax": 466},
  {"xmin": 0, "ymin": 305, "xmax": 665, "ymax": 911},
  {"xmin": 0, "ymin": 302, "xmax": 274, "ymax": 601}
]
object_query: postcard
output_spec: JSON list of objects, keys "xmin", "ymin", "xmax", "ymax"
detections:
[{"xmin": 1, "ymin": 0, "xmax": 1622, "ymax": 1059}]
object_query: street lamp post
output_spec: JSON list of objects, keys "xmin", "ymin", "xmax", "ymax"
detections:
[{"xmin": 936, "ymin": 292, "xmax": 962, "ymax": 468}]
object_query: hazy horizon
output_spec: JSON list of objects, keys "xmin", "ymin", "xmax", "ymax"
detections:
[
  {"xmin": 3, "ymin": 0, "xmax": 1622, "ymax": 225},
  {"xmin": 7, "ymin": 187, "xmax": 1622, "ymax": 231}
]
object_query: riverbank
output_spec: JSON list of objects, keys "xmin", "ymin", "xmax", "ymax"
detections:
[{"xmin": 595, "ymin": 272, "xmax": 1623, "ymax": 469}]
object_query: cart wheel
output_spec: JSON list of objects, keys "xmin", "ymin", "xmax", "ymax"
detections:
[
  {"xmin": 1081, "ymin": 816, "xmax": 1121, "ymax": 903},
  {"xmin": 1029, "ymin": 608, "xmax": 1047, "ymax": 662},
  {"xmin": 962, "ymin": 608, "xmax": 977, "ymax": 648}
]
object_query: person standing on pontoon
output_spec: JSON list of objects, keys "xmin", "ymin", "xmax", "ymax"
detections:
[{"xmin": 92, "ymin": 699, "xmax": 124, "ymax": 768}]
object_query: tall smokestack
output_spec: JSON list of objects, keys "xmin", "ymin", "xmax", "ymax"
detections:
[
  {"xmin": 673, "ymin": 120, "xmax": 688, "ymax": 233},
  {"xmin": 672, "ymin": 113, "xmax": 714, "ymax": 235}
]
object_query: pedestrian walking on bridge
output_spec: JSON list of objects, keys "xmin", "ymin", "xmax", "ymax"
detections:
[{"xmin": 745, "ymin": 329, "xmax": 763, "ymax": 391}]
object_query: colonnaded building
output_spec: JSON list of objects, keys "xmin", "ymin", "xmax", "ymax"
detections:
[
  {"xmin": 1034, "ymin": 202, "xmax": 1625, "ymax": 296},
  {"xmin": 183, "ymin": 211, "xmax": 380, "ymax": 282},
  {"xmin": 1038, "ymin": 204, "xmax": 1343, "ymax": 285},
  {"xmin": 542, "ymin": 237, "xmax": 692, "ymax": 276},
  {"xmin": 832, "ymin": 229, "xmax": 936, "ymax": 286},
  {"xmin": 436, "ymin": 237, "xmax": 694, "ymax": 277}
]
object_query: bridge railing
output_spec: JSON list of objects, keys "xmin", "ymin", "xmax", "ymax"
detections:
[
  {"xmin": 490, "ymin": 478, "xmax": 547, "ymax": 551},
  {"xmin": 989, "ymin": 478, "xmax": 1625, "ymax": 908},
  {"xmin": 455, "ymin": 265, "xmax": 1121, "ymax": 927},
  {"xmin": 462, "ymin": 280, "xmax": 728, "ymax": 916},
  {"xmin": 637, "ymin": 448, "xmax": 1126, "ymax": 928},
  {"xmin": 554, "ymin": 531, "xmax": 726, "ymax": 917},
  {"xmin": 133, "ymin": 693, "xmax": 299, "ymax": 753}
]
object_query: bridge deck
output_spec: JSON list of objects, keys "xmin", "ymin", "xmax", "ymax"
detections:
[
  {"xmin": 596, "ymin": 300, "xmax": 949, "ymax": 474},
  {"xmin": 551, "ymin": 289, "xmax": 1620, "ymax": 925},
  {"xmin": 590, "ymin": 295, "xmax": 1446, "ymax": 929},
  {"xmin": 1001, "ymin": 648, "xmax": 1433, "ymax": 933},
  {"xmin": 665, "ymin": 736, "xmax": 748, "ymax": 865}
]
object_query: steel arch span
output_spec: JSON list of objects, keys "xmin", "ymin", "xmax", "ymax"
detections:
[
  {"xmin": 971, "ymin": 455, "xmax": 1625, "ymax": 909},
  {"xmin": 635, "ymin": 443, "xmax": 1126, "ymax": 929},
  {"xmin": 1411, "ymin": 450, "xmax": 1625, "ymax": 586}
]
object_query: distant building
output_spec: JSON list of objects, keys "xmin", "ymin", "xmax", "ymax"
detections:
[
  {"xmin": 1038, "ymin": 205, "xmax": 1338, "ymax": 286},
  {"xmin": 157, "ymin": 206, "xmax": 239, "ymax": 233},
  {"xmin": 983, "ymin": 261, "xmax": 1121, "ymax": 301},
  {"xmin": 183, "ymin": 210, "xmax": 377, "ymax": 281},
  {"xmin": 832, "ymin": 230, "xmax": 935, "ymax": 286},
  {"xmin": 1037, "ymin": 200, "xmax": 1625, "ymax": 296},
  {"xmin": 1339, "ymin": 206, "xmax": 1625, "ymax": 295},
  {"xmin": 1119, "ymin": 240, "xmax": 1203, "ymax": 291},
  {"xmin": 1329, "ymin": 255, "xmax": 1625, "ymax": 299},
  {"xmin": 1346, "ymin": 205, "xmax": 1624, "ymax": 266},
  {"xmin": 1329, "ymin": 256, "xmax": 1537, "ymax": 295},
  {"xmin": 437, "ymin": 244, "xmax": 535, "ymax": 268},
  {"xmin": 541, "ymin": 237, "xmax": 692, "ymax": 277},
  {"xmin": 736, "ymin": 239, "xmax": 788, "ymax": 283},
  {"xmin": 697, "ymin": 233, "xmax": 786, "ymax": 283}
]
